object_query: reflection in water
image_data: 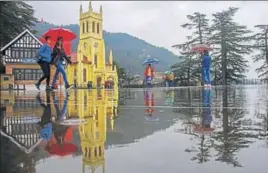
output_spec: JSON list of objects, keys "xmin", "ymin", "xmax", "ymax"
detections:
[
  {"xmin": 184, "ymin": 88, "xmax": 214, "ymax": 164},
  {"xmin": 69, "ymin": 89, "xmax": 118, "ymax": 173},
  {"xmin": 1, "ymin": 87, "xmax": 268, "ymax": 172},
  {"xmin": 143, "ymin": 89, "xmax": 158, "ymax": 122},
  {"xmin": 0, "ymin": 89, "xmax": 118, "ymax": 173},
  {"xmin": 212, "ymin": 87, "xmax": 255, "ymax": 167}
]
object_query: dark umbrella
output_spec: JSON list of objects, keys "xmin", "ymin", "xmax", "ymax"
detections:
[{"xmin": 42, "ymin": 28, "xmax": 76, "ymax": 41}]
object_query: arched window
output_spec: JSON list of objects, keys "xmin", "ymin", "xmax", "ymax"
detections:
[
  {"xmin": 83, "ymin": 68, "xmax": 86, "ymax": 82},
  {"xmin": 82, "ymin": 22, "xmax": 85, "ymax": 33},
  {"xmin": 94, "ymin": 54, "xmax": 97, "ymax": 67},
  {"xmin": 92, "ymin": 21, "xmax": 95, "ymax": 33},
  {"xmin": 86, "ymin": 21, "xmax": 89, "ymax": 33},
  {"xmin": 97, "ymin": 23, "xmax": 100, "ymax": 34}
]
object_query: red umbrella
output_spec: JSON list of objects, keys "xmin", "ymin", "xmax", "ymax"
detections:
[
  {"xmin": 193, "ymin": 124, "xmax": 214, "ymax": 135},
  {"xmin": 46, "ymin": 143, "xmax": 77, "ymax": 157},
  {"xmin": 191, "ymin": 44, "xmax": 213, "ymax": 53},
  {"xmin": 42, "ymin": 28, "xmax": 76, "ymax": 42}
]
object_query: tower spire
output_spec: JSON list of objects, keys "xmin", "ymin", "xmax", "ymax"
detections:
[
  {"xmin": 89, "ymin": 1, "xmax": 92, "ymax": 11},
  {"xmin": 100, "ymin": 5, "xmax": 102, "ymax": 14},
  {"xmin": 80, "ymin": 4, "xmax": 83, "ymax": 13},
  {"xmin": 108, "ymin": 50, "xmax": 113, "ymax": 64}
]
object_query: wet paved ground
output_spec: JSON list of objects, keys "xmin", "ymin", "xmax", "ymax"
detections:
[{"xmin": 1, "ymin": 86, "xmax": 268, "ymax": 173}]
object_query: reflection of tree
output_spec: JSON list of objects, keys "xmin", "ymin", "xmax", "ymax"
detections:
[
  {"xmin": 212, "ymin": 87, "xmax": 255, "ymax": 167},
  {"xmin": 185, "ymin": 134, "xmax": 213, "ymax": 163},
  {"xmin": 184, "ymin": 89, "xmax": 213, "ymax": 164}
]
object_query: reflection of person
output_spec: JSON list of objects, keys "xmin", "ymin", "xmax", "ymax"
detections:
[
  {"xmin": 52, "ymin": 92, "xmax": 68, "ymax": 121},
  {"xmin": 36, "ymin": 92, "xmax": 53, "ymax": 141},
  {"xmin": 51, "ymin": 37, "xmax": 73, "ymax": 90},
  {"xmin": 202, "ymin": 89, "xmax": 212, "ymax": 128},
  {"xmin": 144, "ymin": 64, "xmax": 155, "ymax": 87},
  {"xmin": 47, "ymin": 92, "xmax": 72, "ymax": 150},
  {"xmin": 144, "ymin": 90, "xmax": 155, "ymax": 116},
  {"xmin": 35, "ymin": 36, "xmax": 53, "ymax": 91},
  {"xmin": 201, "ymin": 50, "xmax": 211, "ymax": 88}
]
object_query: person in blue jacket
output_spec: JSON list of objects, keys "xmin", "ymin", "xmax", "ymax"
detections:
[
  {"xmin": 202, "ymin": 50, "xmax": 211, "ymax": 87},
  {"xmin": 35, "ymin": 36, "xmax": 53, "ymax": 91}
]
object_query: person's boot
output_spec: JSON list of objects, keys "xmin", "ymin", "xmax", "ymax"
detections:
[
  {"xmin": 45, "ymin": 86, "xmax": 53, "ymax": 91},
  {"xmin": 35, "ymin": 83, "xmax": 40, "ymax": 90}
]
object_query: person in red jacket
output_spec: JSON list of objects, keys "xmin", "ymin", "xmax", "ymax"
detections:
[{"xmin": 144, "ymin": 64, "xmax": 155, "ymax": 87}]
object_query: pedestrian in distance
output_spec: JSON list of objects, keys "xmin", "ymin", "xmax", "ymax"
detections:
[{"xmin": 201, "ymin": 50, "xmax": 211, "ymax": 88}]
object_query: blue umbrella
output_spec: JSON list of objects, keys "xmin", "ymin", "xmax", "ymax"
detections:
[{"xmin": 142, "ymin": 58, "xmax": 159, "ymax": 65}]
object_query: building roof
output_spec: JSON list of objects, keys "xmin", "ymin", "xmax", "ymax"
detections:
[{"xmin": 0, "ymin": 29, "xmax": 43, "ymax": 52}]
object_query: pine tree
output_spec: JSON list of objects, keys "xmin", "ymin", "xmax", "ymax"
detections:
[
  {"xmin": 172, "ymin": 12, "xmax": 211, "ymax": 86},
  {"xmin": 209, "ymin": 7, "xmax": 253, "ymax": 85},
  {"xmin": 0, "ymin": 1, "xmax": 37, "ymax": 48},
  {"xmin": 253, "ymin": 25, "xmax": 268, "ymax": 81}
]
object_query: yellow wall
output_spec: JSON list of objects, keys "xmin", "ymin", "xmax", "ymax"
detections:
[{"xmin": 67, "ymin": 2, "xmax": 118, "ymax": 88}]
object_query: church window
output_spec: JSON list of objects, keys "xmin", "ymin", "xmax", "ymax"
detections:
[
  {"xmin": 82, "ymin": 22, "xmax": 85, "ymax": 33},
  {"xmin": 86, "ymin": 21, "xmax": 89, "ymax": 33},
  {"xmin": 92, "ymin": 21, "xmax": 95, "ymax": 33},
  {"xmin": 97, "ymin": 23, "xmax": 100, "ymax": 34},
  {"xmin": 83, "ymin": 68, "xmax": 86, "ymax": 82},
  {"xmin": 94, "ymin": 54, "xmax": 97, "ymax": 68},
  {"xmin": 99, "ymin": 146, "xmax": 101, "ymax": 156}
]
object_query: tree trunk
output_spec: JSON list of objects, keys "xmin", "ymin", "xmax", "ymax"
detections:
[{"xmin": 265, "ymin": 31, "xmax": 268, "ymax": 65}]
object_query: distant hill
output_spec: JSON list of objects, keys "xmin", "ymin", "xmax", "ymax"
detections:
[{"xmin": 32, "ymin": 22, "xmax": 180, "ymax": 74}]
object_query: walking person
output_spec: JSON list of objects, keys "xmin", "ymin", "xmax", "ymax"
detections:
[
  {"xmin": 35, "ymin": 36, "xmax": 53, "ymax": 91},
  {"xmin": 201, "ymin": 50, "xmax": 211, "ymax": 88},
  {"xmin": 51, "ymin": 37, "xmax": 73, "ymax": 90}
]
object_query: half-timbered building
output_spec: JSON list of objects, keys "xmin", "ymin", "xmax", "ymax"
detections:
[{"xmin": 0, "ymin": 29, "xmax": 62, "ymax": 89}]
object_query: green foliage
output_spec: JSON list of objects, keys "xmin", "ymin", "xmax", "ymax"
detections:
[
  {"xmin": 209, "ymin": 7, "xmax": 253, "ymax": 84},
  {"xmin": 113, "ymin": 60, "xmax": 127, "ymax": 79},
  {"xmin": 32, "ymin": 22, "xmax": 179, "ymax": 74},
  {"xmin": 172, "ymin": 12, "xmax": 211, "ymax": 85},
  {"xmin": 253, "ymin": 25, "xmax": 268, "ymax": 81},
  {"xmin": 0, "ymin": 1, "xmax": 37, "ymax": 47}
]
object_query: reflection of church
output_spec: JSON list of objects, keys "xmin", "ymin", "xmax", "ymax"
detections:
[{"xmin": 67, "ymin": 89, "xmax": 118, "ymax": 173}]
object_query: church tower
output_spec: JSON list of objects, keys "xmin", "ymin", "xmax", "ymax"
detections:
[{"xmin": 67, "ymin": 1, "xmax": 118, "ymax": 88}]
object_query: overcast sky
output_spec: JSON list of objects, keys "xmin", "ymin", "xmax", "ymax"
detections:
[{"xmin": 27, "ymin": 1, "xmax": 268, "ymax": 78}]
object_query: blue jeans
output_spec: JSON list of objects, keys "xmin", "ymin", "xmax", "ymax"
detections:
[
  {"xmin": 52, "ymin": 64, "xmax": 69, "ymax": 87},
  {"xmin": 202, "ymin": 67, "xmax": 211, "ymax": 85},
  {"xmin": 53, "ymin": 94, "xmax": 68, "ymax": 121},
  {"xmin": 145, "ymin": 76, "xmax": 152, "ymax": 88}
]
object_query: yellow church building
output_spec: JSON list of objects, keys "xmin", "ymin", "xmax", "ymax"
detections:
[{"xmin": 67, "ymin": 1, "xmax": 118, "ymax": 89}]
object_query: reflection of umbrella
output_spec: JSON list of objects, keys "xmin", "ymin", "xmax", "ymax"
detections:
[
  {"xmin": 46, "ymin": 143, "xmax": 77, "ymax": 157},
  {"xmin": 191, "ymin": 44, "xmax": 213, "ymax": 53},
  {"xmin": 42, "ymin": 28, "xmax": 76, "ymax": 41},
  {"xmin": 144, "ymin": 115, "xmax": 159, "ymax": 122},
  {"xmin": 194, "ymin": 125, "xmax": 214, "ymax": 135},
  {"xmin": 142, "ymin": 58, "xmax": 159, "ymax": 65}
]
